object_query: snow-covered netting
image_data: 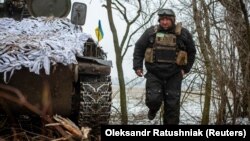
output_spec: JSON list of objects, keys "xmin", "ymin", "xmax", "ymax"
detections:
[{"xmin": 0, "ymin": 17, "xmax": 92, "ymax": 83}]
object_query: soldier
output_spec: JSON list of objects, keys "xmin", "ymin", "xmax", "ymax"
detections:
[{"xmin": 133, "ymin": 8, "xmax": 196, "ymax": 124}]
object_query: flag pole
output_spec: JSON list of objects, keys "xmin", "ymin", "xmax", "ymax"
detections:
[{"xmin": 97, "ymin": 26, "xmax": 99, "ymax": 46}]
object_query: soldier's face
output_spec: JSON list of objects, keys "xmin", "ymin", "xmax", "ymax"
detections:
[{"xmin": 159, "ymin": 17, "xmax": 173, "ymax": 30}]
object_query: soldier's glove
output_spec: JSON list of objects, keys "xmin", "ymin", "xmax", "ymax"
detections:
[{"xmin": 176, "ymin": 50, "xmax": 187, "ymax": 65}]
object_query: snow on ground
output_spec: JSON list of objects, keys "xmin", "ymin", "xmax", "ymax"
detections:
[
  {"xmin": 109, "ymin": 86, "xmax": 250, "ymax": 125},
  {"xmin": 110, "ymin": 86, "xmax": 202, "ymax": 125}
]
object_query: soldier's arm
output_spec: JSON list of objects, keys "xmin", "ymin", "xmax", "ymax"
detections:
[
  {"xmin": 133, "ymin": 27, "xmax": 152, "ymax": 71},
  {"xmin": 181, "ymin": 28, "xmax": 196, "ymax": 73}
]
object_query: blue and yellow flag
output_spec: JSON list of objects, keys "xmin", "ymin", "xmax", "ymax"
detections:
[{"xmin": 95, "ymin": 20, "xmax": 104, "ymax": 42}]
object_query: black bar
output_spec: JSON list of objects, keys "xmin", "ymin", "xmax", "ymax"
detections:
[{"xmin": 101, "ymin": 125, "xmax": 250, "ymax": 141}]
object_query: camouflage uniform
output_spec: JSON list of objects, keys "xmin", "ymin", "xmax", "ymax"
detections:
[{"xmin": 133, "ymin": 10, "xmax": 196, "ymax": 124}]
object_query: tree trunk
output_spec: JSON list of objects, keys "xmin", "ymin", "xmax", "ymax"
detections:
[
  {"xmin": 192, "ymin": 0, "xmax": 212, "ymax": 124},
  {"xmin": 106, "ymin": 0, "xmax": 128, "ymax": 124},
  {"xmin": 116, "ymin": 56, "xmax": 128, "ymax": 124}
]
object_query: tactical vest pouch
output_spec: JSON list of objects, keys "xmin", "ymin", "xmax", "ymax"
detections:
[
  {"xmin": 144, "ymin": 48, "xmax": 154, "ymax": 63},
  {"xmin": 154, "ymin": 46, "xmax": 176, "ymax": 63},
  {"xmin": 155, "ymin": 33, "xmax": 176, "ymax": 46},
  {"xmin": 175, "ymin": 22, "xmax": 182, "ymax": 35},
  {"xmin": 176, "ymin": 50, "xmax": 188, "ymax": 65}
]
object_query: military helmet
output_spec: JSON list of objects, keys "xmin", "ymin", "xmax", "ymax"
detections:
[
  {"xmin": 158, "ymin": 8, "xmax": 176, "ymax": 23},
  {"xmin": 158, "ymin": 9, "xmax": 175, "ymax": 17}
]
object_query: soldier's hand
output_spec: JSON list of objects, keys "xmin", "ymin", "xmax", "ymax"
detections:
[
  {"xmin": 181, "ymin": 70, "xmax": 185, "ymax": 77},
  {"xmin": 135, "ymin": 69, "xmax": 143, "ymax": 77}
]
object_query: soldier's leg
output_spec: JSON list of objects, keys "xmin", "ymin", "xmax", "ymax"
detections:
[
  {"xmin": 163, "ymin": 72, "xmax": 182, "ymax": 124},
  {"xmin": 145, "ymin": 72, "xmax": 164, "ymax": 119}
]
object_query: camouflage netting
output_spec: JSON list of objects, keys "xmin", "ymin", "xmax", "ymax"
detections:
[{"xmin": 0, "ymin": 17, "xmax": 92, "ymax": 83}]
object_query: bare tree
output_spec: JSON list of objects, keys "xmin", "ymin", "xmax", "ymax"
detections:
[
  {"xmin": 218, "ymin": 0, "xmax": 250, "ymax": 120},
  {"xmin": 191, "ymin": 0, "xmax": 223, "ymax": 124},
  {"xmin": 172, "ymin": 0, "xmax": 250, "ymax": 124},
  {"xmin": 103, "ymin": 0, "xmax": 168, "ymax": 124}
]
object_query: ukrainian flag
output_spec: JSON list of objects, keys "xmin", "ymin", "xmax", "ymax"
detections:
[{"xmin": 95, "ymin": 20, "xmax": 104, "ymax": 42}]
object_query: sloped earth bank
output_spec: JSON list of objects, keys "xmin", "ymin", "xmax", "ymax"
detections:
[{"xmin": 0, "ymin": 115, "xmax": 95, "ymax": 140}]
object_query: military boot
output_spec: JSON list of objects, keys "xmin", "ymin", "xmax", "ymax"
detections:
[{"xmin": 148, "ymin": 110, "xmax": 157, "ymax": 120}]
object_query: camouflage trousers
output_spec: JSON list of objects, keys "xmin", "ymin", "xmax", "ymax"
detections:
[{"xmin": 145, "ymin": 71, "xmax": 183, "ymax": 125}]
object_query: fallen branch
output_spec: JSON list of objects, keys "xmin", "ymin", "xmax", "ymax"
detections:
[{"xmin": 46, "ymin": 115, "xmax": 91, "ymax": 140}]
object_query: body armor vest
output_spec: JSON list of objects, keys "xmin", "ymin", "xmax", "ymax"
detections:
[
  {"xmin": 144, "ymin": 23, "xmax": 187, "ymax": 65},
  {"xmin": 153, "ymin": 32, "xmax": 177, "ymax": 63}
]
